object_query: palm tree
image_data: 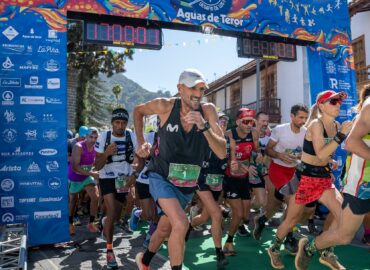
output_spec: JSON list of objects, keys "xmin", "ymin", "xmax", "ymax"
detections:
[{"xmin": 112, "ymin": 84, "xmax": 122, "ymax": 106}]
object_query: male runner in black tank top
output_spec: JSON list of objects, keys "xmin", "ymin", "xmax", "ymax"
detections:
[{"xmin": 133, "ymin": 69, "xmax": 226, "ymax": 270}]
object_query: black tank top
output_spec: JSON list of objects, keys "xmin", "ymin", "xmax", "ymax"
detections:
[
  {"xmin": 201, "ymin": 135, "xmax": 230, "ymax": 175},
  {"xmin": 147, "ymin": 98, "xmax": 210, "ymax": 193},
  {"xmin": 303, "ymin": 119, "xmax": 337, "ymax": 156}
]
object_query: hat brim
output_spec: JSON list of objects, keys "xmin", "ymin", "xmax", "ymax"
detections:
[{"xmin": 185, "ymin": 79, "xmax": 209, "ymax": 89}]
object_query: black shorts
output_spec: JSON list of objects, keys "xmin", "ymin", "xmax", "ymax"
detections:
[
  {"xmin": 250, "ymin": 175, "xmax": 266, "ymax": 189},
  {"xmin": 223, "ymin": 176, "xmax": 251, "ymax": 200},
  {"xmin": 342, "ymin": 193, "xmax": 370, "ymax": 215},
  {"xmin": 99, "ymin": 178, "xmax": 127, "ymax": 203},
  {"xmin": 136, "ymin": 181, "xmax": 151, "ymax": 200}
]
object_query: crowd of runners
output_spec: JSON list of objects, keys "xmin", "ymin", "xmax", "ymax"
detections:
[{"xmin": 67, "ymin": 68, "xmax": 370, "ymax": 270}]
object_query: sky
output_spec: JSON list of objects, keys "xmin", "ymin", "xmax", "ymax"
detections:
[{"xmin": 115, "ymin": 29, "xmax": 249, "ymax": 95}]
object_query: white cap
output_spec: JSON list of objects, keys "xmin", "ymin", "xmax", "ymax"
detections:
[{"xmin": 178, "ymin": 68, "xmax": 208, "ymax": 89}]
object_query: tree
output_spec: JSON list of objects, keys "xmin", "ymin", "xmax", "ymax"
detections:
[
  {"xmin": 112, "ymin": 84, "xmax": 123, "ymax": 106},
  {"xmin": 67, "ymin": 20, "xmax": 133, "ymax": 129}
]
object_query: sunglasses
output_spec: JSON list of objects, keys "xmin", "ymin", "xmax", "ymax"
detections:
[
  {"xmin": 241, "ymin": 119, "xmax": 254, "ymax": 125},
  {"xmin": 326, "ymin": 98, "xmax": 342, "ymax": 106},
  {"xmin": 218, "ymin": 119, "xmax": 228, "ymax": 126}
]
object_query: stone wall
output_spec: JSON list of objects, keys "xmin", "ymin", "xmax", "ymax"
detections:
[{"xmin": 67, "ymin": 68, "xmax": 78, "ymax": 131}]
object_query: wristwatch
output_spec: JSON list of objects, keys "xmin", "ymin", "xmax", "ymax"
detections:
[{"xmin": 199, "ymin": 121, "xmax": 210, "ymax": 133}]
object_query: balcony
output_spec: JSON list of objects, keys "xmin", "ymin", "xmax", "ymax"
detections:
[{"xmin": 224, "ymin": 98, "xmax": 281, "ymax": 125}]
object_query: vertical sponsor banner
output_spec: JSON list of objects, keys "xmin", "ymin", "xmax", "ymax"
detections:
[
  {"xmin": 0, "ymin": 7, "xmax": 69, "ymax": 245},
  {"xmin": 307, "ymin": 44, "xmax": 357, "ymax": 189}
]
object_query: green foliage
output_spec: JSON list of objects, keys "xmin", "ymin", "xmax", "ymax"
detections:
[{"xmin": 67, "ymin": 21, "xmax": 133, "ymax": 129}]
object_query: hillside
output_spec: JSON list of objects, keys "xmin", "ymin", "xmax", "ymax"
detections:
[{"xmin": 87, "ymin": 73, "xmax": 172, "ymax": 127}]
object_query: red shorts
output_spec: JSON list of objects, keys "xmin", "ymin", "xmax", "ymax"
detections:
[
  {"xmin": 295, "ymin": 175, "xmax": 334, "ymax": 205},
  {"xmin": 268, "ymin": 161, "xmax": 296, "ymax": 190}
]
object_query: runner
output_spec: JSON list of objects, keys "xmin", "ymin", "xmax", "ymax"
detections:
[
  {"xmin": 133, "ymin": 68, "xmax": 226, "ymax": 270},
  {"xmin": 223, "ymin": 107, "xmax": 261, "ymax": 255},
  {"xmin": 94, "ymin": 108, "xmax": 138, "ymax": 270},
  {"xmin": 295, "ymin": 88, "xmax": 368, "ymax": 270},
  {"xmin": 254, "ymin": 104, "xmax": 308, "ymax": 251},
  {"xmin": 186, "ymin": 111, "xmax": 230, "ymax": 267},
  {"xmin": 68, "ymin": 127, "xmax": 100, "ymax": 235}
]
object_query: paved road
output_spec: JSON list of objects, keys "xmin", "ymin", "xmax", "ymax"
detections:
[{"xmin": 28, "ymin": 223, "xmax": 170, "ymax": 270}]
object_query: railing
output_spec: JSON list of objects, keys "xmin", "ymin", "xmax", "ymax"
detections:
[{"xmin": 224, "ymin": 98, "xmax": 281, "ymax": 125}]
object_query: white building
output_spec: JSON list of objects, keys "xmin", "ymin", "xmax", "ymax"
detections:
[{"xmin": 205, "ymin": 0, "xmax": 370, "ymax": 124}]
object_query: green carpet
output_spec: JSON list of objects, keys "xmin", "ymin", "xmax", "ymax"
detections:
[{"xmin": 159, "ymin": 227, "xmax": 370, "ymax": 270}]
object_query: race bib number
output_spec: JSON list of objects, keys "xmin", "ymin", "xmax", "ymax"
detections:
[
  {"xmin": 168, "ymin": 163, "xmax": 201, "ymax": 188},
  {"xmin": 205, "ymin": 174, "xmax": 223, "ymax": 191},
  {"xmin": 115, "ymin": 176, "xmax": 128, "ymax": 193}
]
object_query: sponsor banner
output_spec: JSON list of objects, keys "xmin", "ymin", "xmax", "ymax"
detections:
[
  {"xmin": 0, "ymin": 8, "xmax": 68, "ymax": 246},
  {"xmin": 307, "ymin": 44, "xmax": 357, "ymax": 190}
]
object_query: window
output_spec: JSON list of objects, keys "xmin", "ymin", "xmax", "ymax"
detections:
[
  {"xmin": 352, "ymin": 35, "xmax": 367, "ymax": 83},
  {"xmin": 230, "ymin": 82, "xmax": 240, "ymax": 108}
]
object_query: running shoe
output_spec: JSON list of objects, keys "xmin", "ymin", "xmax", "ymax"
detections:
[
  {"xmin": 216, "ymin": 251, "xmax": 229, "ymax": 268},
  {"xmin": 319, "ymin": 249, "xmax": 346, "ymax": 270},
  {"xmin": 237, "ymin": 225, "xmax": 251, "ymax": 237},
  {"xmin": 135, "ymin": 252, "xmax": 150, "ymax": 270},
  {"xmin": 129, "ymin": 208, "xmax": 141, "ymax": 231},
  {"xmin": 253, "ymin": 214, "xmax": 266, "ymax": 240},
  {"xmin": 106, "ymin": 251, "xmax": 118, "ymax": 269},
  {"xmin": 295, "ymin": 238, "xmax": 312, "ymax": 270},
  {"xmin": 284, "ymin": 235, "xmax": 298, "ymax": 255},
  {"xmin": 267, "ymin": 247, "xmax": 284, "ymax": 269}
]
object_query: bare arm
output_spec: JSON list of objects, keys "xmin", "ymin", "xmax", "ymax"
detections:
[
  {"xmin": 133, "ymin": 98, "xmax": 174, "ymax": 158},
  {"xmin": 266, "ymin": 138, "xmax": 296, "ymax": 164},
  {"xmin": 311, "ymin": 119, "xmax": 352, "ymax": 161},
  {"xmin": 345, "ymin": 102, "xmax": 370, "ymax": 160},
  {"xmin": 201, "ymin": 103, "xmax": 227, "ymax": 159}
]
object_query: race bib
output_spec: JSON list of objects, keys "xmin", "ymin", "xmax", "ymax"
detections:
[
  {"xmin": 205, "ymin": 174, "xmax": 223, "ymax": 191},
  {"xmin": 115, "ymin": 176, "xmax": 128, "ymax": 193},
  {"xmin": 168, "ymin": 163, "xmax": 201, "ymax": 188}
]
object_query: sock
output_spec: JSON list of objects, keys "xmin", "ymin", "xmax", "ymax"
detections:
[
  {"xmin": 142, "ymin": 249, "xmax": 156, "ymax": 266},
  {"xmin": 69, "ymin": 216, "xmax": 73, "ymax": 224},
  {"xmin": 226, "ymin": 234, "xmax": 234, "ymax": 243},
  {"xmin": 134, "ymin": 209, "xmax": 143, "ymax": 218},
  {"xmin": 271, "ymin": 236, "xmax": 284, "ymax": 252},
  {"xmin": 304, "ymin": 238, "xmax": 317, "ymax": 256},
  {"xmin": 89, "ymin": 216, "xmax": 95, "ymax": 223},
  {"xmin": 215, "ymin": 247, "xmax": 222, "ymax": 257},
  {"xmin": 171, "ymin": 265, "xmax": 182, "ymax": 270},
  {"xmin": 259, "ymin": 215, "xmax": 268, "ymax": 225},
  {"xmin": 106, "ymin": 243, "xmax": 113, "ymax": 252}
]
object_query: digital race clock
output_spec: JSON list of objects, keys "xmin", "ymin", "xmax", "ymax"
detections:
[
  {"xmin": 84, "ymin": 21, "xmax": 162, "ymax": 50},
  {"xmin": 237, "ymin": 37, "xmax": 297, "ymax": 61}
]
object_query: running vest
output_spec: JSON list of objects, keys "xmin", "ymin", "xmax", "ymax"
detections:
[
  {"xmin": 68, "ymin": 141, "xmax": 96, "ymax": 182},
  {"xmin": 343, "ymin": 134, "xmax": 370, "ymax": 199},
  {"xmin": 104, "ymin": 130, "xmax": 134, "ymax": 164},
  {"xmin": 147, "ymin": 98, "xmax": 209, "ymax": 193},
  {"xmin": 225, "ymin": 128, "xmax": 255, "ymax": 177}
]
